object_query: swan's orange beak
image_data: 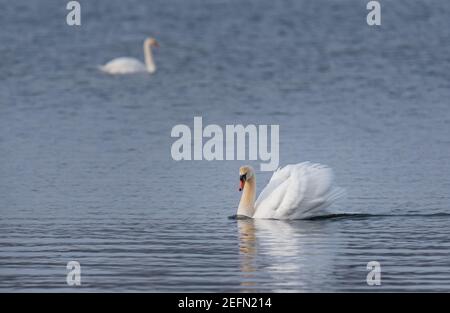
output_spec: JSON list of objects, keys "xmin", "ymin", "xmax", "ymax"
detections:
[{"xmin": 239, "ymin": 180, "xmax": 245, "ymax": 192}]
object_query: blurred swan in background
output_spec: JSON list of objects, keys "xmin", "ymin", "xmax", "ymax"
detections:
[
  {"xmin": 237, "ymin": 162, "xmax": 344, "ymax": 220},
  {"xmin": 100, "ymin": 37, "xmax": 159, "ymax": 74}
]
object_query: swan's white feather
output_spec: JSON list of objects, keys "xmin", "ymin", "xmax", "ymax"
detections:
[
  {"xmin": 253, "ymin": 162, "xmax": 343, "ymax": 219},
  {"xmin": 100, "ymin": 57, "xmax": 147, "ymax": 74}
]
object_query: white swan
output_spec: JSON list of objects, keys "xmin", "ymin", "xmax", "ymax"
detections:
[
  {"xmin": 237, "ymin": 162, "xmax": 343, "ymax": 220},
  {"xmin": 100, "ymin": 37, "xmax": 159, "ymax": 74}
]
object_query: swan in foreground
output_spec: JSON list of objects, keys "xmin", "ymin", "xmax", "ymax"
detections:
[
  {"xmin": 237, "ymin": 162, "xmax": 343, "ymax": 220},
  {"xmin": 100, "ymin": 37, "xmax": 159, "ymax": 74}
]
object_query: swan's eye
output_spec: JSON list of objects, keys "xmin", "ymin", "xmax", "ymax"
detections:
[{"xmin": 240, "ymin": 174, "xmax": 247, "ymax": 181}]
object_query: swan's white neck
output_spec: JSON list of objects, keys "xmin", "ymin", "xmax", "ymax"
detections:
[
  {"xmin": 237, "ymin": 177, "xmax": 256, "ymax": 217},
  {"xmin": 144, "ymin": 42, "xmax": 156, "ymax": 73}
]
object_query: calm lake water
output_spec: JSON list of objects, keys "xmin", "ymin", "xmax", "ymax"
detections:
[{"xmin": 1, "ymin": 0, "xmax": 450, "ymax": 292}]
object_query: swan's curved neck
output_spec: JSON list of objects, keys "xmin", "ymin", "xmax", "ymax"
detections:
[
  {"xmin": 237, "ymin": 178, "xmax": 256, "ymax": 217},
  {"xmin": 144, "ymin": 42, "xmax": 156, "ymax": 73}
]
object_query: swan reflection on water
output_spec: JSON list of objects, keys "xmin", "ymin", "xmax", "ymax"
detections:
[
  {"xmin": 237, "ymin": 218, "xmax": 257, "ymax": 288},
  {"xmin": 237, "ymin": 217, "xmax": 336, "ymax": 292}
]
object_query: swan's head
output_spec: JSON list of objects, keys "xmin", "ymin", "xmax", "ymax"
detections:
[
  {"xmin": 239, "ymin": 166, "xmax": 255, "ymax": 191},
  {"xmin": 145, "ymin": 37, "xmax": 159, "ymax": 48}
]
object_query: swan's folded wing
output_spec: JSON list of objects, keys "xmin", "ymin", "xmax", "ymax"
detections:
[
  {"xmin": 253, "ymin": 178, "xmax": 290, "ymax": 218},
  {"xmin": 254, "ymin": 164, "xmax": 293, "ymax": 208},
  {"xmin": 274, "ymin": 165, "xmax": 308, "ymax": 218},
  {"xmin": 254, "ymin": 164, "xmax": 300, "ymax": 219},
  {"xmin": 254, "ymin": 162, "xmax": 343, "ymax": 220}
]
